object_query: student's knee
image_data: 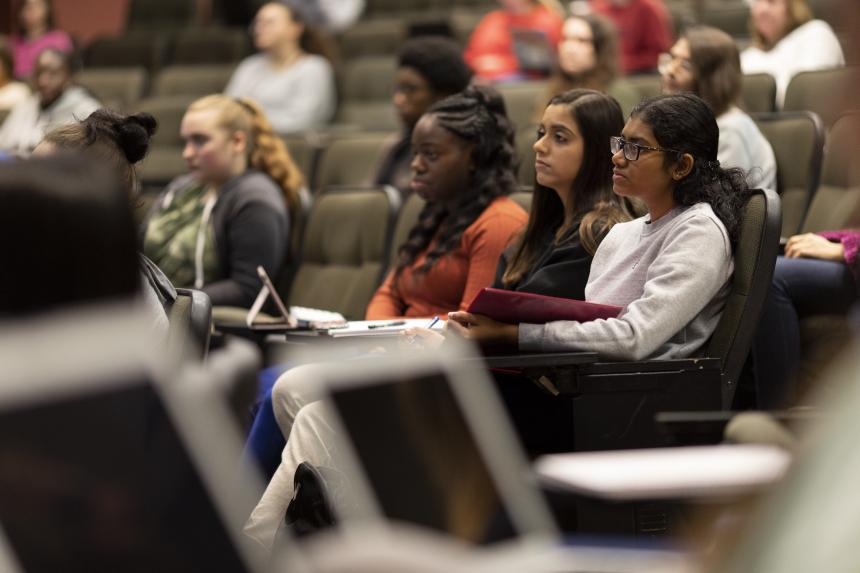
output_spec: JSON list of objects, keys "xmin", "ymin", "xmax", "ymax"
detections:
[{"xmin": 271, "ymin": 364, "xmax": 326, "ymax": 439}]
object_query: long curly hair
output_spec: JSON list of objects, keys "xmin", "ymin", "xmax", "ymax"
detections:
[
  {"xmin": 503, "ymin": 89, "xmax": 632, "ymax": 287},
  {"xmin": 187, "ymin": 94, "xmax": 303, "ymax": 223},
  {"xmin": 395, "ymin": 85, "xmax": 519, "ymax": 276},
  {"xmin": 630, "ymin": 93, "xmax": 749, "ymax": 242}
]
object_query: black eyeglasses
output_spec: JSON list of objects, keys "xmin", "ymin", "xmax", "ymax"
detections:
[{"xmin": 610, "ymin": 136, "xmax": 681, "ymax": 161}]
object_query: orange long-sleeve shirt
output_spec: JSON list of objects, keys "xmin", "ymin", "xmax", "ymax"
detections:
[{"xmin": 366, "ymin": 197, "xmax": 528, "ymax": 320}]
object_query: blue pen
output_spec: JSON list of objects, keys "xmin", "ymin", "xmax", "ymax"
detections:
[{"xmin": 426, "ymin": 316, "xmax": 441, "ymax": 329}]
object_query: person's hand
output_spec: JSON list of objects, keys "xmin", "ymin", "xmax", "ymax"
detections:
[
  {"xmin": 446, "ymin": 311, "xmax": 518, "ymax": 348},
  {"xmin": 784, "ymin": 233, "xmax": 844, "ymax": 261},
  {"xmin": 400, "ymin": 327, "xmax": 446, "ymax": 350}
]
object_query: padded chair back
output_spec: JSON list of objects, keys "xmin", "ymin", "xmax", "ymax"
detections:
[
  {"xmin": 516, "ymin": 123, "xmax": 538, "ymax": 185},
  {"xmin": 801, "ymin": 111, "xmax": 860, "ymax": 232},
  {"xmin": 334, "ymin": 101, "xmax": 399, "ymax": 131},
  {"xmin": 152, "ymin": 64, "xmax": 234, "ymax": 97},
  {"xmin": 497, "ymin": 81, "xmax": 546, "ymax": 130},
  {"xmin": 137, "ymin": 95, "xmax": 196, "ymax": 187},
  {"xmin": 127, "ymin": 0, "xmax": 193, "ymax": 29},
  {"xmin": 783, "ymin": 67, "xmax": 859, "ymax": 129},
  {"xmin": 314, "ymin": 132, "xmax": 393, "ymax": 191},
  {"xmin": 388, "ymin": 193, "xmax": 426, "ymax": 266},
  {"xmin": 282, "ymin": 134, "xmax": 324, "ymax": 188},
  {"xmin": 171, "ymin": 28, "xmax": 248, "ymax": 65},
  {"xmin": 337, "ymin": 19, "xmax": 406, "ymax": 58},
  {"xmin": 705, "ymin": 189, "xmax": 781, "ymax": 407},
  {"xmin": 86, "ymin": 32, "xmax": 169, "ymax": 73},
  {"xmin": 275, "ymin": 186, "xmax": 314, "ymax": 297},
  {"xmin": 606, "ymin": 79, "xmax": 642, "ymax": 118},
  {"xmin": 168, "ymin": 288, "xmax": 212, "ymax": 362},
  {"xmin": 77, "ymin": 67, "xmax": 147, "ymax": 112},
  {"xmin": 288, "ymin": 185, "xmax": 401, "ymax": 319},
  {"xmin": 510, "ymin": 188, "xmax": 534, "ymax": 213},
  {"xmin": 624, "ymin": 74, "xmax": 662, "ymax": 102},
  {"xmin": 741, "ymin": 73, "xmax": 776, "ymax": 113},
  {"xmin": 340, "ymin": 56, "xmax": 397, "ymax": 102},
  {"xmin": 752, "ymin": 111, "xmax": 824, "ymax": 237},
  {"xmin": 699, "ymin": 0, "xmax": 750, "ymax": 37}
]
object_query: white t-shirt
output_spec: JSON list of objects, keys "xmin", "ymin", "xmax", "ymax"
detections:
[{"xmin": 741, "ymin": 19, "xmax": 844, "ymax": 107}]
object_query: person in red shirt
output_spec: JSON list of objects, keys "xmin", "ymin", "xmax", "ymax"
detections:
[
  {"xmin": 464, "ymin": 0, "xmax": 564, "ymax": 81},
  {"xmin": 590, "ymin": 0, "xmax": 673, "ymax": 73}
]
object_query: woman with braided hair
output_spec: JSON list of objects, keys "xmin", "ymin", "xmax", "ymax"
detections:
[
  {"xmin": 365, "ymin": 84, "xmax": 528, "ymax": 319},
  {"xmin": 142, "ymin": 94, "xmax": 304, "ymax": 308}
]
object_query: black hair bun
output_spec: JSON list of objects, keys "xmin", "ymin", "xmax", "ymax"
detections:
[{"xmin": 117, "ymin": 112, "xmax": 158, "ymax": 164}]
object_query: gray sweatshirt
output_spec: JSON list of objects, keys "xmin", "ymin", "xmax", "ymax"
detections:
[{"xmin": 519, "ymin": 202, "xmax": 733, "ymax": 361}]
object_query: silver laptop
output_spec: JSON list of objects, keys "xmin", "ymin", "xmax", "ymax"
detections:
[{"xmin": 0, "ymin": 304, "xmax": 304, "ymax": 573}]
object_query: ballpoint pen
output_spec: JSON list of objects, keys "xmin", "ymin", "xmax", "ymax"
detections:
[
  {"xmin": 426, "ymin": 316, "xmax": 441, "ymax": 329},
  {"xmin": 367, "ymin": 320, "xmax": 407, "ymax": 329}
]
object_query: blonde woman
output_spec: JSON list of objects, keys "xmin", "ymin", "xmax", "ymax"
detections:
[{"xmin": 143, "ymin": 95, "xmax": 303, "ymax": 308}]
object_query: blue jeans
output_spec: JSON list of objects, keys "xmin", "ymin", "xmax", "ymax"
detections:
[{"xmin": 752, "ymin": 256, "xmax": 857, "ymax": 407}]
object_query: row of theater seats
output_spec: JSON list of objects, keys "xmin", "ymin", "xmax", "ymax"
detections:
[{"xmin": 135, "ymin": 69, "xmax": 858, "ymax": 199}]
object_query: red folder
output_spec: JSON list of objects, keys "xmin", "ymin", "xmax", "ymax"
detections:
[{"xmin": 466, "ymin": 287, "xmax": 623, "ymax": 324}]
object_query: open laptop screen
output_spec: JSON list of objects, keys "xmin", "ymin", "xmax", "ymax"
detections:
[
  {"xmin": 0, "ymin": 380, "xmax": 249, "ymax": 572},
  {"xmin": 328, "ymin": 371, "xmax": 517, "ymax": 545}
]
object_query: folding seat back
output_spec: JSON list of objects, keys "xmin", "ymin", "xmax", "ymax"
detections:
[
  {"xmin": 127, "ymin": 0, "xmax": 194, "ymax": 29},
  {"xmin": 168, "ymin": 288, "xmax": 212, "ymax": 361},
  {"xmin": 313, "ymin": 132, "xmax": 393, "ymax": 191},
  {"xmin": 339, "ymin": 56, "xmax": 397, "ymax": 103},
  {"xmin": 76, "ymin": 67, "xmax": 148, "ymax": 112},
  {"xmin": 388, "ymin": 193, "xmax": 426, "ymax": 266},
  {"xmin": 334, "ymin": 101, "xmax": 399, "ymax": 131},
  {"xmin": 337, "ymin": 19, "xmax": 406, "ymax": 58},
  {"xmin": 288, "ymin": 185, "xmax": 401, "ymax": 319},
  {"xmin": 510, "ymin": 188, "xmax": 534, "ymax": 213},
  {"xmin": 516, "ymin": 123, "xmax": 538, "ymax": 185},
  {"xmin": 152, "ymin": 64, "xmax": 235, "ymax": 97},
  {"xmin": 752, "ymin": 111, "xmax": 825, "ymax": 237},
  {"xmin": 171, "ymin": 28, "xmax": 249, "ymax": 65},
  {"xmin": 800, "ymin": 111, "xmax": 860, "ymax": 232},
  {"xmin": 86, "ymin": 32, "xmax": 169, "ymax": 74},
  {"xmin": 624, "ymin": 74, "xmax": 663, "ymax": 102},
  {"xmin": 783, "ymin": 67, "xmax": 860, "ymax": 129},
  {"xmin": 741, "ymin": 73, "xmax": 777, "ymax": 113},
  {"xmin": 136, "ymin": 95, "xmax": 197, "ymax": 187},
  {"xmin": 497, "ymin": 81, "xmax": 546, "ymax": 130}
]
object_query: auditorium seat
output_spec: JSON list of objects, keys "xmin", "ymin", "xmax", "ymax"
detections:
[
  {"xmin": 126, "ymin": 0, "xmax": 195, "ymax": 30},
  {"xmin": 281, "ymin": 134, "xmax": 325, "ymax": 190},
  {"xmin": 136, "ymin": 95, "xmax": 197, "ymax": 187},
  {"xmin": 152, "ymin": 64, "xmax": 235, "ymax": 97},
  {"xmin": 85, "ymin": 31, "xmax": 169, "ymax": 74},
  {"xmin": 313, "ymin": 132, "xmax": 394, "ymax": 191},
  {"xmin": 752, "ymin": 111, "xmax": 825, "ymax": 237},
  {"xmin": 624, "ymin": 74, "xmax": 663, "ymax": 102},
  {"xmin": 795, "ymin": 112, "xmax": 860, "ymax": 396},
  {"xmin": 334, "ymin": 101, "xmax": 399, "ymax": 131},
  {"xmin": 783, "ymin": 67, "xmax": 860, "ymax": 129},
  {"xmin": 699, "ymin": 0, "xmax": 750, "ymax": 38},
  {"xmin": 168, "ymin": 288, "xmax": 212, "ymax": 362},
  {"xmin": 76, "ymin": 67, "xmax": 148, "ymax": 112},
  {"xmin": 170, "ymin": 28, "xmax": 249, "ymax": 66},
  {"xmin": 516, "ymin": 123, "xmax": 538, "ymax": 185},
  {"xmin": 339, "ymin": 56, "xmax": 397, "ymax": 104},
  {"xmin": 336, "ymin": 18, "xmax": 406, "ymax": 59},
  {"xmin": 741, "ymin": 73, "xmax": 777, "ymax": 113},
  {"xmin": 497, "ymin": 81, "xmax": 546, "ymax": 130},
  {"xmin": 388, "ymin": 193, "xmax": 426, "ymax": 266},
  {"xmin": 287, "ymin": 185, "xmax": 402, "ymax": 319}
]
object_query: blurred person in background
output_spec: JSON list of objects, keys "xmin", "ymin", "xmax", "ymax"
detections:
[
  {"xmin": 741, "ymin": 0, "xmax": 844, "ymax": 107},
  {"xmin": 0, "ymin": 49, "xmax": 99, "ymax": 156},
  {"xmin": 589, "ymin": 0, "xmax": 672, "ymax": 73},
  {"xmin": 142, "ymin": 95, "xmax": 303, "ymax": 309},
  {"xmin": 9, "ymin": 0, "xmax": 72, "ymax": 80},
  {"xmin": 661, "ymin": 25, "xmax": 776, "ymax": 191},
  {"xmin": 0, "ymin": 40, "xmax": 30, "ymax": 112},
  {"xmin": 0, "ymin": 156, "xmax": 140, "ymax": 317},
  {"xmin": 225, "ymin": 0, "xmax": 336, "ymax": 134},
  {"xmin": 373, "ymin": 36, "xmax": 474, "ymax": 199},
  {"xmin": 538, "ymin": 11, "xmax": 639, "ymax": 117},
  {"xmin": 35, "ymin": 110, "xmax": 176, "ymax": 336},
  {"xmin": 464, "ymin": 0, "xmax": 564, "ymax": 82}
]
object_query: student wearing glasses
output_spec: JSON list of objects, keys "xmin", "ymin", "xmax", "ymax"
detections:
[
  {"xmin": 450, "ymin": 93, "xmax": 747, "ymax": 363},
  {"xmin": 660, "ymin": 25, "xmax": 776, "ymax": 192}
]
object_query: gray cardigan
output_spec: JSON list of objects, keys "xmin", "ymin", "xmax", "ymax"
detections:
[{"xmin": 143, "ymin": 170, "xmax": 289, "ymax": 308}]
